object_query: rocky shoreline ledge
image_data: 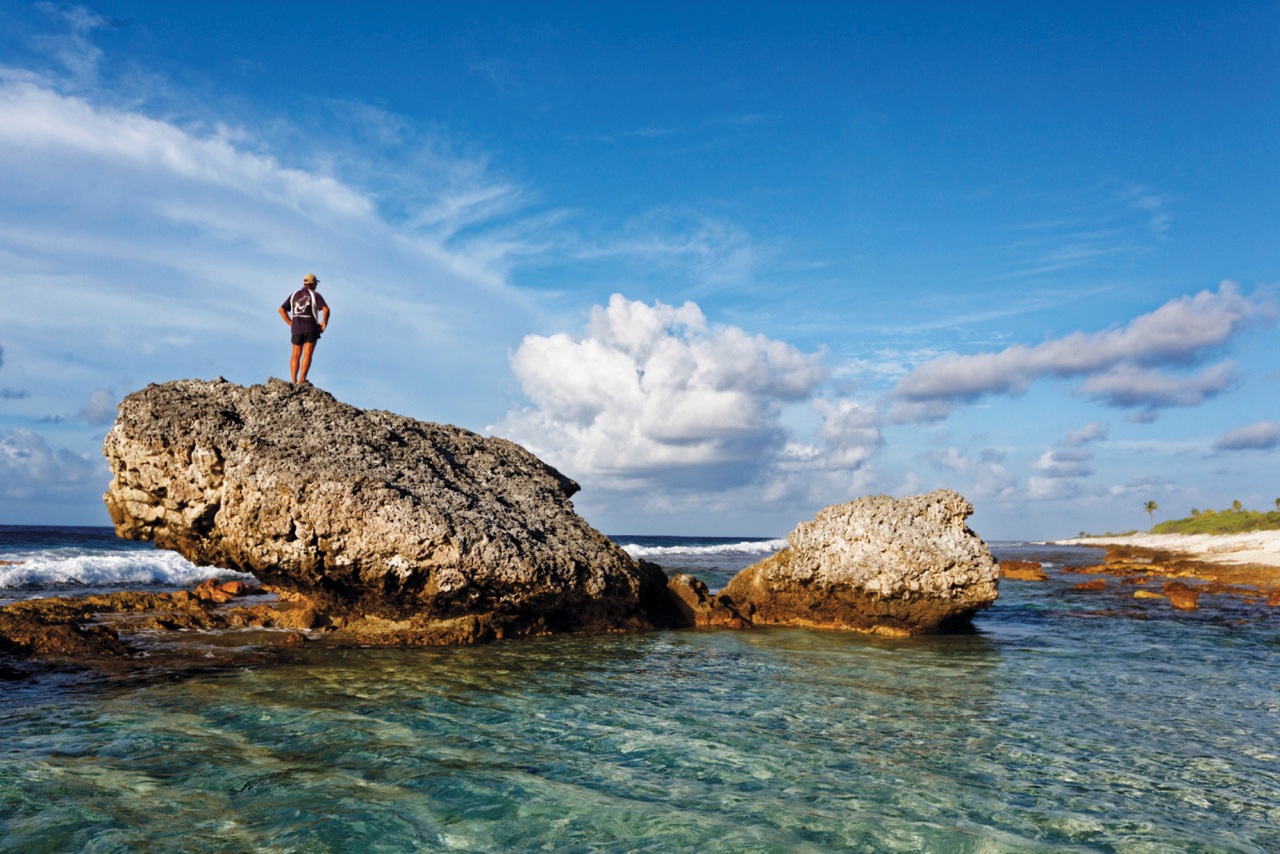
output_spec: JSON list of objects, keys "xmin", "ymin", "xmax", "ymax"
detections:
[
  {"xmin": 999, "ymin": 539, "xmax": 1280, "ymax": 611},
  {"xmin": 1058, "ymin": 531, "xmax": 1280, "ymax": 606},
  {"xmin": 1061, "ymin": 531, "xmax": 1280, "ymax": 570},
  {"xmin": 2, "ymin": 379, "xmax": 1001, "ymax": 666}
]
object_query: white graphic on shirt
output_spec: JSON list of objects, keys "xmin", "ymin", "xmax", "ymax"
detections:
[{"xmin": 291, "ymin": 291, "xmax": 316, "ymax": 321}]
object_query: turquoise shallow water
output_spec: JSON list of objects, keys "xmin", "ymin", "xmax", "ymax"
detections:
[{"xmin": 1, "ymin": 535, "xmax": 1279, "ymax": 851}]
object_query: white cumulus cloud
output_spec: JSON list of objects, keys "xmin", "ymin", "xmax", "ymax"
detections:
[
  {"xmin": 494, "ymin": 294, "xmax": 837, "ymax": 490},
  {"xmin": 814, "ymin": 398, "xmax": 883, "ymax": 471}
]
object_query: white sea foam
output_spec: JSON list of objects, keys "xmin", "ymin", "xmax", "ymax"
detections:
[
  {"xmin": 0, "ymin": 549, "xmax": 252, "ymax": 590},
  {"xmin": 619, "ymin": 539, "xmax": 787, "ymax": 559}
]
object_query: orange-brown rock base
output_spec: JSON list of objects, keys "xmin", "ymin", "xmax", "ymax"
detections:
[
  {"xmin": 665, "ymin": 575, "xmax": 751, "ymax": 629},
  {"xmin": 999, "ymin": 560, "xmax": 1049, "ymax": 581},
  {"xmin": 1062, "ymin": 544, "xmax": 1279, "ymax": 611},
  {"xmin": 0, "ymin": 576, "xmax": 679, "ymax": 665}
]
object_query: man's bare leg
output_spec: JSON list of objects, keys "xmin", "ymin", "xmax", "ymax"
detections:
[
  {"xmin": 290, "ymin": 344, "xmax": 303, "ymax": 384},
  {"xmin": 298, "ymin": 341, "xmax": 316, "ymax": 384}
]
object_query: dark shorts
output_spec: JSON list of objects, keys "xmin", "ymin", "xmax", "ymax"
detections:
[{"xmin": 291, "ymin": 330, "xmax": 321, "ymax": 346}]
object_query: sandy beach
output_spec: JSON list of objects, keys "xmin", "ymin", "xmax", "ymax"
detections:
[{"xmin": 1060, "ymin": 530, "xmax": 1280, "ymax": 569}]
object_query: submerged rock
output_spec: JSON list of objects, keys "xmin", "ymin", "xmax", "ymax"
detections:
[
  {"xmin": 998, "ymin": 560, "xmax": 1048, "ymax": 581},
  {"xmin": 102, "ymin": 378, "xmax": 671, "ymax": 640},
  {"xmin": 719, "ymin": 490, "xmax": 998, "ymax": 635},
  {"xmin": 1162, "ymin": 581, "xmax": 1201, "ymax": 611}
]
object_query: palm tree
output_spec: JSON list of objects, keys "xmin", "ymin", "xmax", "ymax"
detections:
[{"xmin": 1144, "ymin": 501, "xmax": 1159, "ymax": 525}]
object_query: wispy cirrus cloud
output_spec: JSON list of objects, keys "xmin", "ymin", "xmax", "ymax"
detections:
[
  {"xmin": 29, "ymin": 2, "xmax": 121, "ymax": 86},
  {"xmin": 0, "ymin": 78, "xmax": 376, "ymax": 221},
  {"xmin": 890, "ymin": 282, "xmax": 1273, "ymax": 422},
  {"xmin": 997, "ymin": 182, "xmax": 1175, "ymax": 279},
  {"xmin": 564, "ymin": 207, "xmax": 764, "ymax": 297}
]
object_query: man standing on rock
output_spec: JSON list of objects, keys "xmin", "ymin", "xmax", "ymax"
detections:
[{"xmin": 278, "ymin": 273, "xmax": 330, "ymax": 384}]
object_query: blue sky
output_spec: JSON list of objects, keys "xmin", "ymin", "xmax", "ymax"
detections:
[{"xmin": 0, "ymin": 1, "xmax": 1276, "ymax": 539}]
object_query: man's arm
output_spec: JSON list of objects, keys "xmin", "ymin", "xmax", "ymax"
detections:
[
  {"xmin": 279, "ymin": 306, "xmax": 292, "ymax": 326},
  {"xmin": 320, "ymin": 305, "xmax": 330, "ymax": 331}
]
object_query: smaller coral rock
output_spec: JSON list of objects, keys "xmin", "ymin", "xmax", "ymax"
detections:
[
  {"xmin": 1074, "ymin": 579, "xmax": 1108, "ymax": 591},
  {"xmin": 719, "ymin": 490, "xmax": 998, "ymax": 635}
]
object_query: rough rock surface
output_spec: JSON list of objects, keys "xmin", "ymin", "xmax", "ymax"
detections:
[
  {"xmin": 665, "ymin": 574, "xmax": 751, "ymax": 629},
  {"xmin": 103, "ymin": 379, "xmax": 671, "ymax": 639},
  {"xmin": 998, "ymin": 560, "xmax": 1049, "ymax": 582},
  {"xmin": 719, "ymin": 490, "xmax": 998, "ymax": 635},
  {"xmin": 0, "ymin": 598, "xmax": 131, "ymax": 657},
  {"xmin": 1162, "ymin": 581, "xmax": 1201, "ymax": 611}
]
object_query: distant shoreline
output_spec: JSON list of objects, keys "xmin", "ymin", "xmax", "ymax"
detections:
[{"xmin": 1058, "ymin": 530, "xmax": 1280, "ymax": 569}]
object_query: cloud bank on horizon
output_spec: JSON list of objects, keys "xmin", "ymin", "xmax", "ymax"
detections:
[
  {"xmin": 890, "ymin": 283, "xmax": 1273, "ymax": 422},
  {"xmin": 0, "ymin": 2, "xmax": 1276, "ymax": 539}
]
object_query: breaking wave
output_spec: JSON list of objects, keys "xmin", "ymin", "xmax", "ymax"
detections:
[
  {"xmin": 618, "ymin": 538, "xmax": 787, "ymax": 559},
  {"xmin": 0, "ymin": 549, "xmax": 251, "ymax": 591}
]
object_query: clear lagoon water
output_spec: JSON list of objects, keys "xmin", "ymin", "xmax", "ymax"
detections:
[{"xmin": 1, "ymin": 527, "xmax": 1278, "ymax": 852}]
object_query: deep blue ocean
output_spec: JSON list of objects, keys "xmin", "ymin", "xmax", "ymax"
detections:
[{"xmin": 1, "ymin": 526, "xmax": 1278, "ymax": 852}]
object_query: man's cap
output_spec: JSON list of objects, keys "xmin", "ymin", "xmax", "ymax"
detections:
[{"xmin": 303, "ymin": 273, "xmax": 319, "ymax": 285}]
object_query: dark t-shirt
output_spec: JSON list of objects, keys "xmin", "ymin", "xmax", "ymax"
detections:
[{"xmin": 282, "ymin": 288, "xmax": 328, "ymax": 334}]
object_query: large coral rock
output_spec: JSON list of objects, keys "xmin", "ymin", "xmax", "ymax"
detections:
[
  {"xmin": 102, "ymin": 379, "xmax": 670, "ymax": 638},
  {"xmin": 719, "ymin": 490, "xmax": 998, "ymax": 635}
]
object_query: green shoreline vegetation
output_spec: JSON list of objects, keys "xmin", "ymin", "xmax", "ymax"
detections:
[
  {"xmin": 1150, "ymin": 501, "xmax": 1280, "ymax": 535},
  {"xmin": 1077, "ymin": 499, "xmax": 1280, "ymax": 539}
]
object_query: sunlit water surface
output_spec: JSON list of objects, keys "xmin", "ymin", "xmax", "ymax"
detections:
[{"xmin": 1, "ymin": 531, "xmax": 1278, "ymax": 852}]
